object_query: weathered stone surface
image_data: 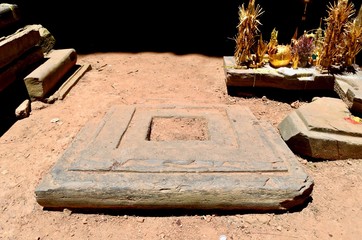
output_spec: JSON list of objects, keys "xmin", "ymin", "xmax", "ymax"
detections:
[
  {"xmin": 334, "ymin": 70, "xmax": 362, "ymax": 114},
  {"xmin": 25, "ymin": 24, "xmax": 56, "ymax": 54},
  {"xmin": 223, "ymin": 56, "xmax": 335, "ymax": 91},
  {"xmin": 15, "ymin": 99, "xmax": 30, "ymax": 119},
  {"xmin": 47, "ymin": 63, "xmax": 92, "ymax": 102},
  {"xmin": 278, "ymin": 97, "xmax": 362, "ymax": 160},
  {"xmin": 24, "ymin": 48, "xmax": 77, "ymax": 100},
  {"xmin": 0, "ymin": 3, "xmax": 20, "ymax": 30},
  {"xmin": 0, "ymin": 47, "xmax": 44, "ymax": 92},
  {"xmin": 35, "ymin": 104, "xmax": 313, "ymax": 211},
  {"xmin": 0, "ymin": 24, "xmax": 41, "ymax": 69}
]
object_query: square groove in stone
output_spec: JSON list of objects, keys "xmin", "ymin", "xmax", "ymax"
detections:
[
  {"xmin": 68, "ymin": 105, "xmax": 289, "ymax": 173},
  {"xmin": 35, "ymin": 104, "xmax": 314, "ymax": 211},
  {"xmin": 119, "ymin": 106, "xmax": 238, "ymax": 147}
]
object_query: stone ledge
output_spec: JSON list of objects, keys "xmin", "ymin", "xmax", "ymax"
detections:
[
  {"xmin": 0, "ymin": 24, "xmax": 41, "ymax": 69},
  {"xmin": 223, "ymin": 56, "xmax": 335, "ymax": 91}
]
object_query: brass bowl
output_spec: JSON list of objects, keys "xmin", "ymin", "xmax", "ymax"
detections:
[{"xmin": 269, "ymin": 45, "xmax": 292, "ymax": 68}]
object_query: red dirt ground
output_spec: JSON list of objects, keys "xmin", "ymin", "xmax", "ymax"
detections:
[{"xmin": 0, "ymin": 52, "xmax": 361, "ymax": 239}]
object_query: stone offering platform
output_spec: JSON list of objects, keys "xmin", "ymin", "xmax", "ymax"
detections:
[
  {"xmin": 334, "ymin": 71, "xmax": 362, "ymax": 114},
  {"xmin": 223, "ymin": 56, "xmax": 335, "ymax": 91},
  {"xmin": 278, "ymin": 97, "xmax": 362, "ymax": 160},
  {"xmin": 35, "ymin": 104, "xmax": 313, "ymax": 211}
]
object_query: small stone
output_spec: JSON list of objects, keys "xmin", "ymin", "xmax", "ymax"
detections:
[
  {"xmin": 50, "ymin": 118, "xmax": 60, "ymax": 123},
  {"xmin": 301, "ymin": 159, "xmax": 308, "ymax": 164},
  {"xmin": 202, "ymin": 215, "xmax": 212, "ymax": 222},
  {"xmin": 219, "ymin": 235, "xmax": 227, "ymax": 240},
  {"xmin": 31, "ymin": 101, "xmax": 49, "ymax": 110},
  {"xmin": 175, "ymin": 219, "xmax": 182, "ymax": 227},
  {"xmin": 290, "ymin": 100, "xmax": 300, "ymax": 108},
  {"xmin": 15, "ymin": 99, "xmax": 30, "ymax": 119},
  {"xmin": 63, "ymin": 208, "xmax": 72, "ymax": 216}
]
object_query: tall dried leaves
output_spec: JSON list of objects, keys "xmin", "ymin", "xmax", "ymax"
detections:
[
  {"xmin": 234, "ymin": 0, "xmax": 264, "ymax": 67},
  {"xmin": 343, "ymin": 5, "xmax": 362, "ymax": 65},
  {"xmin": 318, "ymin": 0, "xmax": 360, "ymax": 69}
]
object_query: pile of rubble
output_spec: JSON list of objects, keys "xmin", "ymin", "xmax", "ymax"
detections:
[{"xmin": 0, "ymin": 3, "xmax": 90, "ymax": 122}]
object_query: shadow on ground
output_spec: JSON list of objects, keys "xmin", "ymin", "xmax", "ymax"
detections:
[
  {"xmin": 227, "ymin": 86, "xmax": 340, "ymax": 104},
  {"xmin": 0, "ymin": 79, "xmax": 30, "ymax": 137}
]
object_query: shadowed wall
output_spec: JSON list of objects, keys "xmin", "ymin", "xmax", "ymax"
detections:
[{"xmin": 5, "ymin": 0, "xmax": 362, "ymax": 64}]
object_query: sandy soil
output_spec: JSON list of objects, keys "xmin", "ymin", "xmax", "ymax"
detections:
[{"xmin": 0, "ymin": 52, "xmax": 361, "ymax": 240}]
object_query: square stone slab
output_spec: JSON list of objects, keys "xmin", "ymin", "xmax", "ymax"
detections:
[{"xmin": 35, "ymin": 104, "xmax": 314, "ymax": 211}]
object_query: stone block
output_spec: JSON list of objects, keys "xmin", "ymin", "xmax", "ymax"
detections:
[
  {"xmin": 334, "ymin": 71, "xmax": 362, "ymax": 114},
  {"xmin": 0, "ymin": 3, "xmax": 20, "ymax": 30},
  {"xmin": 0, "ymin": 47, "xmax": 44, "ymax": 92},
  {"xmin": 25, "ymin": 24, "xmax": 56, "ymax": 54},
  {"xmin": 24, "ymin": 48, "xmax": 77, "ymax": 100},
  {"xmin": 0, "ymin": 24, "xmax": 41, "ymax": 69},
  {"xmin": 278, "ymin": 97, "xmax": 362, "ymax": 160}
]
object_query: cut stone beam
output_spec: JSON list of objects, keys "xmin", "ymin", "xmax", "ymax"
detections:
[
  {"xmin": 24, "ymin": 49, "xmax": 77, "ymax": 100},
  {"xmin": 0, "ymin": 24, "xmax": 41, "ymax": 69},
  {"xmin": 47, "ymin": 63, "xmax": 92, "ymax": 102},
  {"xmin": 278, "ymin": 97, "xmax": 362, "ymax": 160},
  {"xmin": 0, "ymin": 47, "xmax": 44, "ymax": 92}
]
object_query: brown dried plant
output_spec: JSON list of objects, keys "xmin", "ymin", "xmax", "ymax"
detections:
[
  {"xmin": 313, "ymin": 20, "xmax": 324, "ymax": 60},
  {"xmin": 268, "ymin": 28, "xmax": 279, "ymax": 53},
  {"xmin": 318, "ymin": 0, "xmax": 356, "ymax": 70},
  {"xmin": 254, "ymin": 34, "xmax": 268, "ymax": 67},
  {"xmin": 343, "ymin": 5, "xmax": 362, "ymax": 66},
  {"xmin": 234, "ymin": 0, "xmax": 264, "ymax": 67}
]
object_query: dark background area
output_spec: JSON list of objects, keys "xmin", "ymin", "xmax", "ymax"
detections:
[
  {"xmin": 5, "ymin": 0, "xmax": 362, "ymax": 64},
  {"xmin": 1, "ymin": 0, "xmax": 361, "ymax": 136}
]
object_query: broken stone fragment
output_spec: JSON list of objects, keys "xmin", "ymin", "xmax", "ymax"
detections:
[
  {"xmin": 0, "ymin": 3, "xmax": 20, "ymax": 30},
  {"xmin": 25, "ymin": 24, "xmax": 56, "ymax": 54},
  {"xmin": 15, "ymin": 99, "xmax": 30, "ymax": 119}
]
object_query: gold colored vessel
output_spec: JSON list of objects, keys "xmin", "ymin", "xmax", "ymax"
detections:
[{"xmin": 268, "ymin": 45, "xmax": 292, "ymax": 68}]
